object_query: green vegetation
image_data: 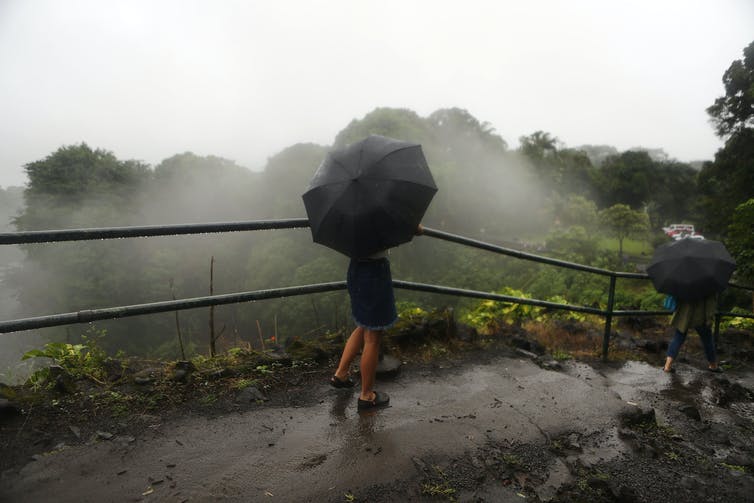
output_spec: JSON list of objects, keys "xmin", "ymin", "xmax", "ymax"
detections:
[
  {"xmin": 22, "ymin": 329, "xmax": 116, "ymax": 389},
  {"xmin": 421, "ymin": 465, "xmax": 457, "ymax": 501},
  {"xmin": 0, "ymin": 41, "xmax": 752, "ymax": 365}
]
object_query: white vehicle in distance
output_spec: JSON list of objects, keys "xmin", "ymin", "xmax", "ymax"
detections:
[
  {"xmin": 663, "ymin": 223, "xmax": 695, "ymax": 237},
  {"xmin": 673, "ymin": 232, "xmax": 705, "ymax": 241}
]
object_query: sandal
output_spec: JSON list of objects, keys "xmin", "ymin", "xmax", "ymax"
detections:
[
  {"xmin": 357, "ymin": 391, "xmax": 390, "ymax": 410},
  {"xmin": 663, "ymin": 367, "xmax": 676, "ymax": 373},
  {"xmin": 330, "ymin": 375, "xmax": 355, "ymax": 388},
  {"xmin": 708, "ymin": 367, "xmax": 723, "ymax": 373}
]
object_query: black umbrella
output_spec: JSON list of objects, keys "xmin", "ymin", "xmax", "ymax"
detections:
[
  {"xmin": 302, "ymin": 135, "xmax": 437, "ymax": 258},
  {"xmin": 646, "ymin": 238, "xmax": 736, "ymax": 301}
]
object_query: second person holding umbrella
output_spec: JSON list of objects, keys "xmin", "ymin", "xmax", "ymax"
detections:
[{"xmin": 647, "ymin": 238, "xmax": 735, "ymax": 373}]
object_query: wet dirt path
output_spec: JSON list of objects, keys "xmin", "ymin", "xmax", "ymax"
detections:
[{"xmin": 1, "ymin": 356, "xmax": 751, "ymax": 502}]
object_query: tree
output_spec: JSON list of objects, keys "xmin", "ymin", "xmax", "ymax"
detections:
[
  {"xmin": 15, "ymin": 143, "xmax": 150, "ymax": 231},
  {"xmin": 706, "ymin": 40, "xmax": 754, "ymax": 137},
  {"xmin": 697, "ymin": 41, "xmax": 754, "ymax": 237},
  {"xmin": 598, "ymin": 204, "xmax": 649, "ymax": 260},
  {"xmin": 727, "ymin": 199, "xmax": 754, "ymax": 286},
  {"xmin": 593, "ymin": 150, "xmax": 654, "ymax": 210},
  {"xmin": 333, "ymin": 107, "xmax": 432, "ymax": 149},
  {"xmin": 574, "ymin": 144, "xmax": 619, "ymax": 168},
  {"xmin": 697, "ymin": 127, "xmax": 754, "ymax": 235},
  {"xmin": 518, "ymin": 132, "xmax": 598, "ymax": 198},
  {"xmin": 557, "ymin": 195, "xmax": 598, "ymax": 230}
]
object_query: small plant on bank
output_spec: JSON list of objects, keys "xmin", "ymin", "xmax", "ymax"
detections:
[
  {"xmin": 421, "ymin": 465, "xmax": 457, "ymax": 501},
  {"xmin": 720, "ymin": 463, "xmax": 746, "ymax": 473},
  {"xmin": 551, "ymin": 349, "xmax": 573, "ymax": 361},
  {"xmin": 462, "ymin": 288, "xmax": 545, "ymax": 333},
  {"xmin": 720, "ymin": 308, "xmax": 754, "ymax": 331},
  {"xmin": 22, "ymin": 328, "xmax": 112, "ymax": 388},
  {"xmin": 501, "ymin": 453, "xmax": 522, "ymax": 467}
]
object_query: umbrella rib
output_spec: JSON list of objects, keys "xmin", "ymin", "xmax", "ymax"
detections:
[{"xmin": 369, "ymin": 144, "xmax": 422, "ymax": 168}]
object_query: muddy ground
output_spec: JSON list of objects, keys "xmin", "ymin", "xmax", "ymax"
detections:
[{"xmin": 1, "ymin": 322, "xmax": 753, "ymax": 502}]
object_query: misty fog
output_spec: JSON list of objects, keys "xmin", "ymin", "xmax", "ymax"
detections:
[{"xmin": 0, "ymin": 106, "xmax": 708, "ymax": 383}]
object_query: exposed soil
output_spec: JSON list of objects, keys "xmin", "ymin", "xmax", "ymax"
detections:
[{"xmin": 1, "ymin": 319, "xmax": 753, "ymax": 502}]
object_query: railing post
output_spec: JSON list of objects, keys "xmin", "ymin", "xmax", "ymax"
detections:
[{"xmin": 602, "ymin": 274, "xmax": 617, "ymax": 361}]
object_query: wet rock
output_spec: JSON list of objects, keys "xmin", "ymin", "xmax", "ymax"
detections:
[
  {"xmin": 411, "ymin": 456, "xmax": 428, "ymax": 473},
  {"xmin": 534, "ymin": 457, "xmax": 572, "ymax": 502},
  {"xmin": 618, "ymin": 428, "xmax": 637, "ymax": 440},
  {"xmin": 204, "ymin": 367, "xmax": 237, "ymax": 380},
  {"xmin": 619, "ymin": 403, "xmax": 656, "ymax": 427},
  {"xmin": 610, "ymin": 483, "xmax": 638, "ymax": 503},
  {"xmin": 725, "ymin": 452, "xmax": 754, "ymax": 469},
  {"xmin": 96, "ymin": 431, "xmax": 114, "ymax": 440},
  {"xmin": 235, "ymin": 386, "xmax": 268, "ymax": 403},
  {"xmin": 511, "ymin": 336, "xmax": 546, "ymax": 355},
  {"xmin": 0, "ymin": 397, "xmax": 20, "ymax": 417},
  {"xmin": 455, "ymin": 324, "xmax": 477, "ymax": 342},
  {"xmin": 679, "ymin": 475, "xmax": 698, "ymax": 490},
  {"xmin": 0, "ymin": 382, "xmax": 15, "ymax": 399},
  {"xmin": 49, "ymin": 365, "xmax": 76, "ymax": 394},
  {"xmin": 285, "ymin": 338, "xmax": 332, "ymax": 363},
  {"xmin": 678, "ymin": 404, "xmax": 701, "ymax": 421},
  {"xmin": 170, "ymin": 361, "xmax": 195, "ymax": 382},
  {"xmin": 704, "ymin": 423, "xmax": 731, "ymax": 445},
  {"xmin": 101, "ymin": 359, "xmax": 126, "ymax": 382},
  {"xmin": 540, "ymin": 360, "xmax": 563, "ymax": 371},
  {"xmin": 714, "ymin": 381, "xmax": 754, "ymax": 407},
  {"xmin": 565, "ymin": 433, "xmax": 581, "ymax": 451},
  {"xmin": 69, "ymin": 425, "xmax": 81, "ymax": 439},
  {"xmin": 115, "ymin": 435, "xmax": 136, "ymax": 445},
  {"xmin": 515, "ymin": 348, "xmax": 540, "ymax": 361},
  {"xmin": 586, "ymin": 476, "xmax": 610, "ymax": 491},
  {"xmin": 263, "ymin": 350, "xmax": 293, "ymax": 366},
  {"xmin": 133, "ymin": 367, "xmax": 162, "ymax": 385},
  {"xmin": 635, "ymin": 339, "xmax": 662, "ymax": 353},
  {"xmin": 376, "ymin": 354, "xmax": 401, "ymax": 379}
]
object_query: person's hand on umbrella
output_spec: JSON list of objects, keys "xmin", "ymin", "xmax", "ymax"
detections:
[{"xmin": 416, "ymin": 223, "xmax": 424, "ymax": 236}]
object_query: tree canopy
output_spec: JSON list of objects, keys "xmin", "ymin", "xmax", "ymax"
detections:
[{"xmin": 707, "ymin": 40, "xmax": 754, "ymax": 138}]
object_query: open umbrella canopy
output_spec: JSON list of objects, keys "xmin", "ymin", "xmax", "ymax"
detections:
[
  {"xmin": 302, "ymin": 135, "xmax": 437, "ymax": 258},
  {"xmin": 646, "ymin": 238, "xmax": 736, "ymax": 301}
]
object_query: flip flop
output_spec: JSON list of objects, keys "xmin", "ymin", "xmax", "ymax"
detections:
[
  {"xmin": 708, "ymin": 367, "xmax": 724, "ymax": 373},
  {"xmin": 357, "ymin": 391, "xmax": 390, "ymax": 410},
  {"xmin": 330, "ymin": 375, "xmax": 355, "ymax": 388}
]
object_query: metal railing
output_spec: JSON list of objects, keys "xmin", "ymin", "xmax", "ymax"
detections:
[{"xmin": 1, "ymin": 219, "xmax": 752, "ymax": 360}]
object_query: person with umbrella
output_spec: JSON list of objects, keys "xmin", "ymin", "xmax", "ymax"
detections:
[
  {"xmin": 329, "ymin": 223, "xmax": 424, "ymax": 410},
  {"xmin": 663, "ymin": 294, "xmax": 721, "ymax": 373},
  {"xmin": 646, "ymin": 238, "xmax": 736, "ymax": 373},
  {"xmin": 302, "ymin": 135, "xmax": 437, "ymax": 410}
]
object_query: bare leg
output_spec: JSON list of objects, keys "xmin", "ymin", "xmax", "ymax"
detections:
[
  {"xmin": 335, "ymin": 326, "xmax": 364, "ymax": 380},
  {"xmin": 359, "ymin": 329, "xmax": 381, "ymax": 401},
  {"xmin": 663, "ymin": 356, "xmax": 674, "ymax": 372}
]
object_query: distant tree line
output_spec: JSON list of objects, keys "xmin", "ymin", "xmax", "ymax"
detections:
[{"xmin": 1, "ymin": 40, "xmax": 751, "ymax": 357}]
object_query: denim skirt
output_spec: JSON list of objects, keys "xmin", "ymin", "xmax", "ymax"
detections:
[{"xmin": 347, "ymin": 258, "xmax": 397, "ymax": 330}]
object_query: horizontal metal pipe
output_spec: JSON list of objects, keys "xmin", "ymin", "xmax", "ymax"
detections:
[
  {"xmin": 393, "ymin": 280, "xmax": 606, "ymax": 316},
  {"xmin": 0, "ymin": 219, "xmax": 311, "ymax": 245},
  {"xmin": 421, "ymin": 227, "xmax": 617, "ymax": 277},
  {"xmin": 0, "ymin": 281, "xmax": 346, "ymax": 333},
  {"xmin": 612, "ymin": 310, "xmax": 672, "ymax": 317}
]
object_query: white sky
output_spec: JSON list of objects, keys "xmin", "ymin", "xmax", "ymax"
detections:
[{"xmin": 0, "ymin": 0, "xmax": 752, "ymax": 187}]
